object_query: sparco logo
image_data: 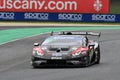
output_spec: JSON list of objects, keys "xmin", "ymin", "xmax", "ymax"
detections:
[
  {"xmin": 0, "ymin": 12, "xmax": 14, "ymax": 19},
  {"xmin": 24, "ymin": 13, "xmax": 49, "ymax": 20},
  {"xmin": 58, "ymin": 14, "xmax": 82, "ymax": 21},
  {"xmin": 92, "ymin": 14, "xmax": 116, "ymax": 22},
  {"xmin": 93, "ymin": 0, "xmax": 103, "ymax": 12}
]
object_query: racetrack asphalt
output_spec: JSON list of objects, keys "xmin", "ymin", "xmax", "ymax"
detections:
[{"xmin": 0, "ymin": 28, "xmax": 120, "ymax": 80}]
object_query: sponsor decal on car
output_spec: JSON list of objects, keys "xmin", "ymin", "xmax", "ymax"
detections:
[{"xmin": 51, "ymin": 56, "xmax": 62, "ymax": 60}]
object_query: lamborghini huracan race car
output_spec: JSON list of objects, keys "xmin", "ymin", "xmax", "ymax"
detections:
[{"xmin": 31, "ymin": 31, "xmax": 101, "ymax": 68}]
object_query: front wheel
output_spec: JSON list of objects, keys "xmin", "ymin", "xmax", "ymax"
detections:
[
  {"xmin": 31, "ymin": 61, "xmax": 39, "ymax": 69},
  {"xmin": 32, "ymin": 64, "xmax": 38, "ymax": 69},
  {"xmin": 84, "ymin": 54, "xmax": 91, "ymax": 67}
]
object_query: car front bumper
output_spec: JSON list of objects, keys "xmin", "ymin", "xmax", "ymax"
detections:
[{"xmin": 31, "ymin": 56, "xmax": 88, "ymax": 67}]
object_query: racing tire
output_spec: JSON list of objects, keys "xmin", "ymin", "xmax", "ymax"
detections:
[
  {"xmin": 32, "ymin": 65, "xmax": 38, "ymax": 69},
  {"xmin": 95, "ymin": 46, "xmax": 100, "ymax": 64},
  {"xmin": 32, "ymin": 64, "xmax": 40, "ymax": 69},
  {"xmin": 31, "ymin": 61, "xmax": 39, "ymax": 69},
  {"xmin": 84, "ymin": 54, "xmax": 91, "ymax": 67}
]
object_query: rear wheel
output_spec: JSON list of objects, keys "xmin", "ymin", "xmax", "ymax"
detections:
[{"xmin": 95, "ymin": 46, "xmax": 100, "ymax": 64}]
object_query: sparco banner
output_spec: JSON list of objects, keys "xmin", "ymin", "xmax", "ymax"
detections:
[
  {"xmin": 0, "ymin": 12, "xmax": 120, "ymax": 22},
  {"xmin": 0, "ymin": 0, "xmax": 109, "ymax": 13}
]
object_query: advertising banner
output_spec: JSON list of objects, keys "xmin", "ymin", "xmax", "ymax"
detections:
[
  {"xmin": 0, "ymin": 12, "xmax": 120, "ymax": 22},
  {"xmin": 0, "ymin": 0, "xmax": 109, "ymax": 13}
]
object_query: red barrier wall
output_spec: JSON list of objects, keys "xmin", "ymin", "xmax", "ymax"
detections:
[{"xmin": 0, "ymin": 0, "xmax": 109, "ymax": 13}]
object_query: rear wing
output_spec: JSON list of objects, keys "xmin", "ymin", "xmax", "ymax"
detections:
[{"xmin": 51, "ymin": 31, "xmax": 101, "ymax": 38}]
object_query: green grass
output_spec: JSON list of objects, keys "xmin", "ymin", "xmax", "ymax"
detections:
[
  {"xmin": 110, "ymin": 3, "xmax": 120, "ymax": 14},
  {"xmin": 1, "ymin": 26, "xmax": 120, "ymax": 45}
]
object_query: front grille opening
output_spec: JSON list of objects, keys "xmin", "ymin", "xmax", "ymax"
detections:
[
  {"xmin": 49, "ymin": 48, "xmax": 69, "ymax": 51},
  {"xmin": 49, "ymin": 48, "xmax": 58, "ymax": 51},
  {"xmin": 47, "ymin": 60, "xmax": 66, "ymax": 64},
  {"xmin": 61, "ymin": 48, "xmax": 69, "ymax": 51}
]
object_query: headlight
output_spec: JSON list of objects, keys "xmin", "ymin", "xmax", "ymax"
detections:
[
  {"xmin": 81, "ymin": 51, "xmax": 87, "ymax": 55},
  {"xmin": 72, "ymin": 51, "xmax": 87, "ymax": 57},
  {"xmin": 33, "ymin": 50, "xmax": 44, "ymax": 56},
  {"xmin": 71, "ymin": 47, "xmax": 88, "ymax": 57},
  {"xmin": 72, "ymin": 52, "xmax": 81, "ymax": 57}
]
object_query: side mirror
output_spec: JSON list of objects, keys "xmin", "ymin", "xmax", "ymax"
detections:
[{"xmin": 34, "ymin": 43, "xmax": 40, "ymax": 46}]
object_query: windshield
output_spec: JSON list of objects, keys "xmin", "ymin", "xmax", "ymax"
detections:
[{"xmin": 42, "ymin": 36, "xmax": 83, "ymax": 46}]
